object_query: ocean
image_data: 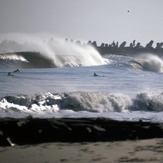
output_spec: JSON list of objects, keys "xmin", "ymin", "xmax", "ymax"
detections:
[{"xmin": 0, "ymin": 35, "xmax": 163, "ymax": 122}]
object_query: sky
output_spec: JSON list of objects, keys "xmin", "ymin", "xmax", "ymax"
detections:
[{"xmin": 0, "ymin": 0, "xmax": 163, "ymax": 46}]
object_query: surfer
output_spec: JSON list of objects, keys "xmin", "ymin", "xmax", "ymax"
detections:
[
  {"xmin": 94, "ymin": 73, "xmax": 99, "ymax": 77},
  {"xmin": 8, "ymin": 72, "xmax": 14, "ymax": 76},
  {"xmin": 93, "ymin": 72, "xmax": 105, "ymax": 77},
  {"xmin": 13, "ymin": 69, "xmax": 20, "ymax": 73}
]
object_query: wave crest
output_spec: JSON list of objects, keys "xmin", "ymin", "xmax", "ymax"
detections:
[
  {"xmin": 0, "ymin": 52, "xmax": 56, "ymax": 68},
  {"xmin": 0, "ymin": 34, "xmax": 108, "ymax": 68},
  {"xmin": 1, "ymin": 92, "xmax": 163, "ymax": 116},
  {"xmin": 130, "ymin": 54, "xmax": 163, "ymax": 72}
]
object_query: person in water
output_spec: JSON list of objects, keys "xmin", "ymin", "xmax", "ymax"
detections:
[
  {"xmin": 8, "ymin": 72, "xmax": 14, "ymax": 76},
  {"xmin": 93, "ymin": 72, "xmax": 105, "ymax": 77},
  {"xmin": 94, "ymin": 73, "xmax": 99, "ymax": 77},
  {"xmin": 8, "ymin": 69, "xmax": 20, "ymax": 76},
  {"xmin": 13, "ymin": 69, "xmax": 20, "ymax": 73}
]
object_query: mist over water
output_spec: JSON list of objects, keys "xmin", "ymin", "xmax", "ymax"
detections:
[
  {"xmin": 0, "ymin": 33, "xmax": 108, "ymax": 68},
  {"xmin": 129, "ymin": 53, "xmax": 163, "ymax": 72},
  {"xmin": 139, "ymin": 54, "xmax": 163, "ymax": 72}
]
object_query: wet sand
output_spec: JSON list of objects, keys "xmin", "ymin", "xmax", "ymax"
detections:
[
  {"xmin": 0, "ymin": 117, "xmax": 163, "ymax": 162},
  {"xmin": 0, "ymin": 138, "xmax": 163, "ymax": 163},
  {"xmin": 0, "ymin": 117, "xmax": 163, "ymax": 146}
]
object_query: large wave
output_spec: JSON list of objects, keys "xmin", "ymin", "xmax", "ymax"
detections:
[
  {"xmin": 129, "ymin": 53, "xmax": 163, "ymax": 72},
  {"xmin": 1, "ymin": 91, "xmax": 163, "ymax": 117},
  {"xmin": 0, "ymin": 34, "xmax": 108, "ymax": 68},
  {"xmin": 0, "ymin": 52, "xmax": 56, "ymax": 68}
]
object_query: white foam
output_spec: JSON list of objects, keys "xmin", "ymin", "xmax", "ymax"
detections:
[
  {"xmin": 131, "ymin": 54, "xmax": 163, "ymax": 72},
  {"xmin": 0, "ymin": 33, "xmax": 108, "ymax": 67},
  {"xmin": 0, "ymin": 53, "xmax": 28, "ymax": 62},
  {"xmin": 61, "ymin": 92, "xmax": 132, "ymax": 112},
  {"xmin": 134, "ymin": 92, "xmax": 163, "ymax": 111},
  {"xmin": 1, "ymin": 91, "xmax": 163, "ymax": 119},
  {"xmin": 0, "ymin": 98, "xmax": 29, "ymax": 112},
  {"xmin": 30, "ymin": 104, "xmax": 59, "ymax": 113}
]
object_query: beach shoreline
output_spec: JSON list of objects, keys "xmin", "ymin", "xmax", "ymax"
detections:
[
  {"xmin": 1, "ymin": 117, "xmax": 163, "ymax": 162},
  {"xmin": 0, "ymin": 138, "xmax": 163, "ymax": 163},
  {"xmin": 0, "ymin": 117, "xmax": 163, "ymax": 146}
]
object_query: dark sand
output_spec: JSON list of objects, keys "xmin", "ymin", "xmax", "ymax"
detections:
[
  {"xmin": 0, "ymin": 117, "xmax": 163, "ymax": 146},
  {"xmin": 0, "ymin": 117, "xmax": 163, "ymax": 162}
]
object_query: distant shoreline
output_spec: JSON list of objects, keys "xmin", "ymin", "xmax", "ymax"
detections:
[
  {"xmin": 66, "ymin": 38, "xmax": 163, "ymax": 56},
  {"xmin": 97, "ymin": 45, "xmax": 163, "ymax": 56}
]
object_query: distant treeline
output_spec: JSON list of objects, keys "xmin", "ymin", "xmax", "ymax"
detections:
[{"xmin": 65, "ymin": 38, "xmax": 163, "ymax": 56}]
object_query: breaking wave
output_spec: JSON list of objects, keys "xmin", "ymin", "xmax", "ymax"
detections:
[
  {"xmin": 1, "ymin": 91, "xmax": 163, "ymax": 117},
  {"xmin": 0, "ymin": 34, "xmax": 108, "ymax": 68},
  {"xmin": 129, "ymin": 54, "xmax": 163, "ymax": 72},
  {"xmin": 0, "ymin": 52, "xmax": 56, "ymax": 68}
]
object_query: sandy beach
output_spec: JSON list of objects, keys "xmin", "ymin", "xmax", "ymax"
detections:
[
  {"xmin": 0, "ymin": 138, "xmax": 163, "ymax": 163},
  {"xmin": 0, "ymin": 117, "xmax": 163, "ymax": 162}
]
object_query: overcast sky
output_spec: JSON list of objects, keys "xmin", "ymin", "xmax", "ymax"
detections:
[{"xmin": 0, "ymin": 0, "xmax": 163, "ymax": 45}]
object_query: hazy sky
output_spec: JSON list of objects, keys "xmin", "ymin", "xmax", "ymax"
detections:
[{"xmin": 0, "ymin": 0, "xmax": 163, "ymax": 45}]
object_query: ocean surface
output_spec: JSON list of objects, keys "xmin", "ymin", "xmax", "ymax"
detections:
[{"xmin": 0, "ymin": 35, "xmax": 163, "ymax": 122}]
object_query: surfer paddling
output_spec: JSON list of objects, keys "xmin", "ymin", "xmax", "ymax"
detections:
[
  {"xmin": 94, "ymin": 73, "xmax": 99, "ymax": 77},
  {"xmin": 93, "ymin": 72, "xmax": 105, "ymax": 77},
  {"xmin": 7, "ymin": 69, "xmax": 20, "ymax": 76},
  {"xmin": 7, "ymin": 72, "xmax": 14, "ymax": 76},
  {"xmin": 13, "ymin": 69, "xmax": 20, "ymax": 73}
]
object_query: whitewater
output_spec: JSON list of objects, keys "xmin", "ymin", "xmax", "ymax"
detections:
[{"xmin": 0, "ymin": 34, "xmax": 163, "ymax": 122}]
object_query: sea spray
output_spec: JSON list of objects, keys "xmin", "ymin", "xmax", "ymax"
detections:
[
  {"xmin": 130, "ymin": 53, "xmax": 163, "ymax": 72},
  {"xmin": 0, "ymin": 33, "xmax": 108, "ymax": 68},
  {"xmin": 141, "ymin": 54, "xmax": 163, "ymax": 72}
]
